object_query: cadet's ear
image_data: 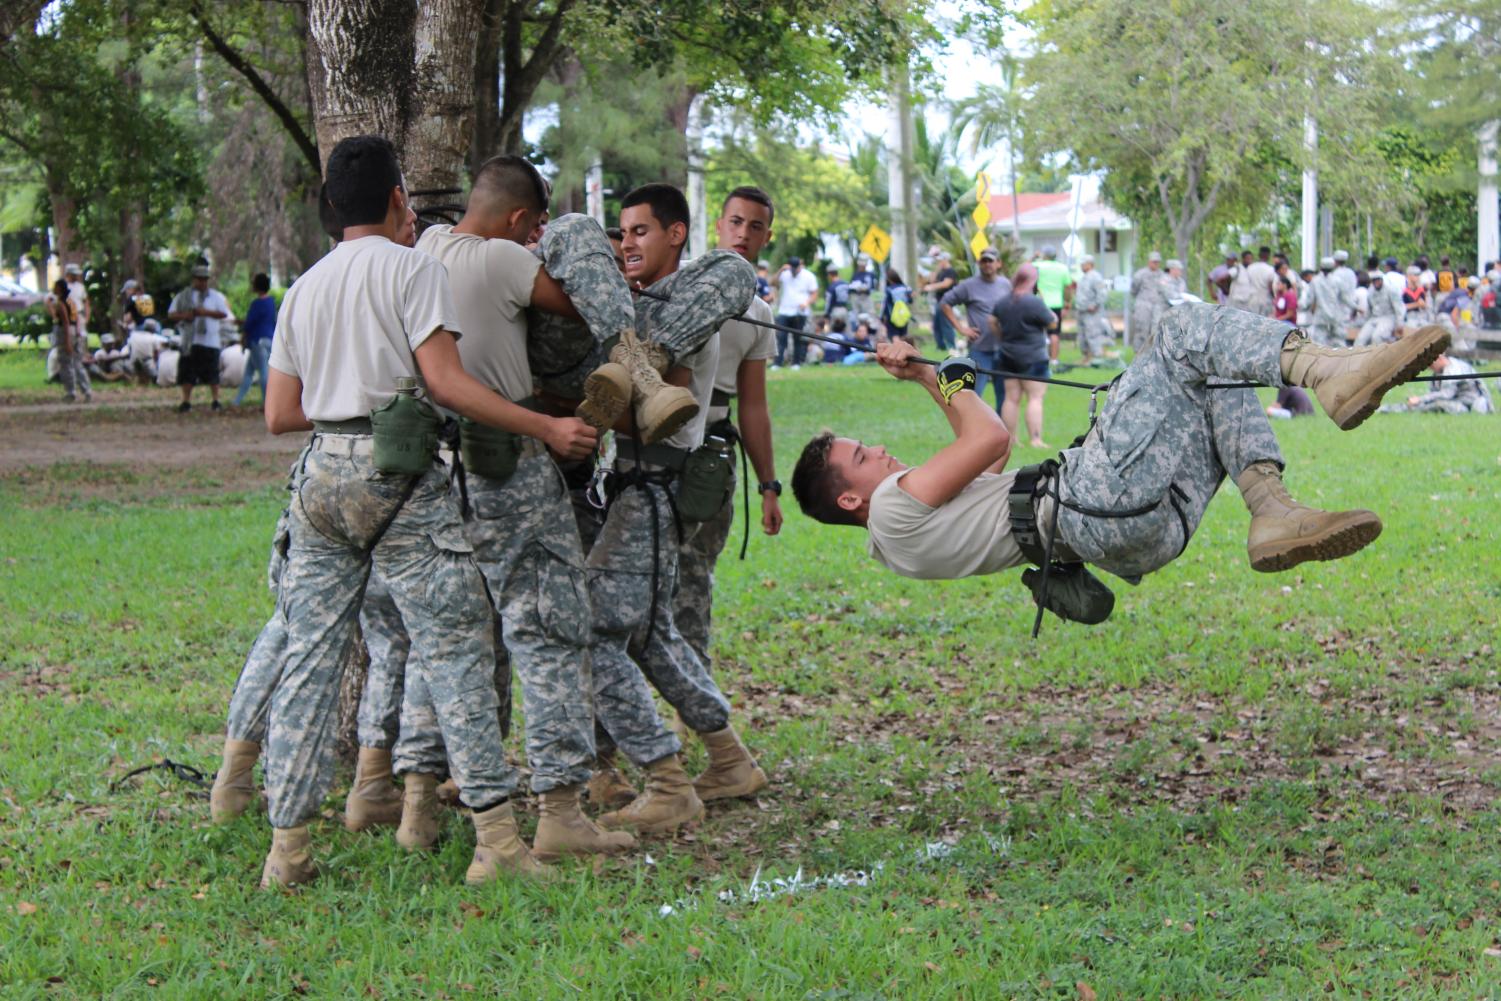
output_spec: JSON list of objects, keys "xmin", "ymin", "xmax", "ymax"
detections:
[
  {"xmin": 836, "ymin": 490, "xmax": 862, "ymax": 513},
  {"xmin": 667, "ymin": 220, "xmax": 688, "ymax": 252}
]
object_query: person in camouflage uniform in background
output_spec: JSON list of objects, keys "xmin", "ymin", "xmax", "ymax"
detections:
[
  {"xmin": 1304, "ymin": 258, "xmax": 1348, "ymax": 348},
  {"xmin": 1072, "ymin": 255, "xmax": 1117, "ymax": 363}
]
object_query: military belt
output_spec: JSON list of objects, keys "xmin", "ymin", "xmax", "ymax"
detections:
[
  {"xmin": 313, "ymin": 417, "xmax": 374, "ymax": 435},
  {"xmin": 615, "ymin": 442, "xmax": 690, "ymax": 472},
  {"xmin": 312, "ymin": 434, "xmax": 376, "ymax": 457},
  {"xmin": 1007, "ymin": 463, "xmax": 1079, "ymax": 566}
]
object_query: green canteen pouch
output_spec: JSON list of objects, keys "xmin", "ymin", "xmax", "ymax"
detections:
[
  {"xmin": 460, "ymin": 417, "xmax": 523, "ymax": 484},
  {"xmin": 675, "ymin": 442, "xmax": 735, "ymax": 523},
  {"xmin": 370, "ymin": 392, "xmax": 440, "ymax": 475}
]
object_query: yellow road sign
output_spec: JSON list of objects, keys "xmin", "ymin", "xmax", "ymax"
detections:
[
  {"xmin": 859, "ymin": 224, "xmax": 892, "ymax": 263},
  {"xmin": 969, "ymin": 172, "xmax": 993, "ymax": 259},
  {"xmin": 969, "ymin": 229, "xmax": 990, "ymax": 261}
]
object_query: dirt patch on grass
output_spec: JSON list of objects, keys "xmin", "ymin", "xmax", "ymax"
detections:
[
  {"xmin": 727, "ymin": 648, "xmax": 1501, "ymax": 835},
  {"xmin": 0, "ymin": 398, "xmax": 302, "ymax": 503}
]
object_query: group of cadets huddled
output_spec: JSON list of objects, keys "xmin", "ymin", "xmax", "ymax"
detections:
[{"xmin": 207, "ymin": 136, "xmax": 786, "ymax": 888}]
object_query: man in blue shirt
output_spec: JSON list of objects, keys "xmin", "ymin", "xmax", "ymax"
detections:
[
  {"xmin": 233, "ymin": 272, "xmax": 278, "ymax": 407},
  {"xmin": 824, "ymin": 265, "xmax": 852, "ymax": 328}
]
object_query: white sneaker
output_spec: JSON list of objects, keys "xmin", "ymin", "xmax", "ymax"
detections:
[{"xmin": 791, "ymin": 364, "xmax": 801, "ymax": 371}]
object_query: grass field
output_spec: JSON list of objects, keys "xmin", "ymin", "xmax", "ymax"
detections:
[{"xmin": 2, "ymin": 354, "xmax": 1500, "ymax": 998}]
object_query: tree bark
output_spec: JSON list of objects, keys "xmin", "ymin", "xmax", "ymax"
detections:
[
  {"xmin": 470, "ymin": 0, "xmax": 505, "ymax": 173},
  {"xmin": 305, "ymin": 0, "xmax": 417, "ymax": 166},
  {"xmin": 406, "ymin": 0, "xmax": 485, "ymax": 193},
  {"xmin": 46, "ymin": 169, "xmax": 80, "ymax": 269}
]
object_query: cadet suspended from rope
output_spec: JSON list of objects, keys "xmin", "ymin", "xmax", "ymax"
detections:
[{"xmin": 790, "ymin": 302, "xmax": 1451, "ymax": 628}]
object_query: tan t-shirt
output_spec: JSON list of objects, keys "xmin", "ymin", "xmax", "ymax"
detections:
[
  {"xmin": 866, "ymin": 469, "xmax": 1025, "ymax": 579},
  {"xmin": 268, "ymin": 236, "xmax": 457, "ymax": 422},
  {"xmin": 707, "ymin": 297, "xmax": 775, "ymax": 423},
  {"xmin": 414, "ymin": 225, "xmax": 541, "ymax": 402}
]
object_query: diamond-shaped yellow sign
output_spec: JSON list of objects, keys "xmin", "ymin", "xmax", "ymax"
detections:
[
  {"xmin": 859, "ymin": 224, "xmax": 892, "ymax": 263},
  {"xmin": 971, "ymin": 201, "xmax": 991, "ymax": 231},
  {"xmin": 969, "ymin": 229, "xmax": 990, "ymax": 261}
]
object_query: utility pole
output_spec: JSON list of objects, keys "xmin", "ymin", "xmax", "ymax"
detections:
[
  {"xmin": 685, "ymin": 94, "xmax": 709, "ymax": 259},
  {"xmin": 585, "ymin": 157, "xmax": 604, "ymax": 226},
  {"xmin": 1479, "ymin": 121, "xmax": 1498, "ymax": 270},
  {"xmin": 888, "ymin": 61, "xmax": 919, "ymax": 282},
  {"xmin": 1301, "ymin": 113, "xmax": 1318, "ymax": 271}
]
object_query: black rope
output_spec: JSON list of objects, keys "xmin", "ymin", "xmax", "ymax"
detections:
[
  {"xmin": 629, "ymin": 285, "xmax": 1500, "ymax": 392},
  {"xmin": 111, "ymin": 759, "xmax": 210, "ymax": 794}
]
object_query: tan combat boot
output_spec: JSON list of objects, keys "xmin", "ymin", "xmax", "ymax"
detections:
[
  {"xmin": 1237, "ymin": 461, "xmax": 1382, "ymax": 572},
  {"xmin": 586, "ymin": 751, "xmax": 638, "ymax": 811},
  {"xmin": 532, "ymin": 784, "xmax": 638, "ymax": 862},
  {"xmin": 395, "ymin": 773, "xmax": 443, "ymax": 851},
  {"xmin": 610, "ymin": 329, "xmax": 698, "ymax": 444},
  {"xmin": 577, "ymin": 360, "xmax": 634, "ymax": 430},
  {"xmin": 209, "ymin": 738, "xmax": 260, "ymax": 824},
  {"xmin": 259, "ymin": 826, "xmax": 317, "ymax": 889},
  {"xmin": 1280, "ymin": 325, "xmax": 1450, "ymax": 430},
  {"xmin": 343, "ymin": 747, "xmax": 404, "ymax": 832},
  {"xmin": 692, "ymin": 726, "xmax": 769, "ymax": 802},
  {"xmin": 598, "ymin": 753, "xmax": 704, "ymax": 835},
  {"xmin": 464, "ymin": 801, "xmax": 557, "ymax": 885}
]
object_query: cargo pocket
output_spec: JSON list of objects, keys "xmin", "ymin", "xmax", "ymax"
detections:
[
  {"xmin": 536, "ymin": 542, "xmax": 590, "ymax": 646},
  {"xmin": 423, "ymin": 526, "xmax": 483, "ymax": 617},
  {"xmin": 267, "ymin": 509, "xmax": 292, "ymax": 592}
]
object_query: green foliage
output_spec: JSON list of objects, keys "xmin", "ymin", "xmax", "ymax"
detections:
[
  {"xmin": 0, "ymin": 305, "xmax": 49, "ymax": 341},
  {"xmin": 707, "ymin": 127, "xmax": 874, "ymax": 253},
  {"xmin": 1016, "ymin": 0, "xmax": 1396, "ymax": 269}
]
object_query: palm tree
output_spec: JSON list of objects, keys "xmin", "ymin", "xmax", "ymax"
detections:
[{"xmin": 951, "ymin": 50, "xmax": 1025, "ymax": 246}]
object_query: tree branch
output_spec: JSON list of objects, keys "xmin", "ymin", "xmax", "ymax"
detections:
[{"xmin": 192, "ymin": 2, "xmax": 320, "ymax": 176}]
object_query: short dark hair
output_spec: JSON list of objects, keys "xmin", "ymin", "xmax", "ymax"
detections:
[
  {"xmin": 470, "ymin": 154, "xmax": 549, "ymax": 214},
  {"xmin": 722, "ymin": 185, "xmax": 775, "ymax": 226},
  {"xmin": 605, "ymin": 227, "xmax": 623, "ymax": 241},
  {"xmin": 621, "ymin": 182, "xmax": 690, "ymax": 233},
  {"xmin": 791, "ymin": 432, "xmax": 860, "ymax": 527},
  {"xmin": 324, "ymin": 135, "xmax": 403, "ymax": 228},
  {"xmin": 252, "ymin": 273, "xmax": 271, "ymax": 294}
]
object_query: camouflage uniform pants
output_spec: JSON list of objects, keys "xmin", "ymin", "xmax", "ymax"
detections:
[
  {"xmin": 1354, "ymin": 315, "xmax": 1396, "ymax": 347},
  {"xmin": 528, "ymin": 213, "xmax": 755, "ymax": 398},
  {"xmin": 393, "ymin": 451, "xmax": 595, "ymax": 792},
  {"xmin": 58, "ymin": 341, "xmax": 91, "ymax": 399},
  {"xmin": 1079, "ymin": 310, "xmax": 1115, "ymax": 357},
  {"xmin": 355, "ymin": 574, "xmax": 407, "ymax": 750},
  {"xmin": 261, "ymin": 438, "xmax": 512, "ymax": 827},
  {"xmin": 674, "ymin": 474, "xmax": 736, "ymax": 666},
  {"xmin": 1055, "ymin": 303, "xmax": 1285, "ymax": 580},
  {"xmin": 225, "ymin": 447, "xmax": 300, "ymax": 745},
  {"xmin": 588, "ymin": 477, "xmax": 730, "ymax": 765},
  {"xmin": 1129, "ymin": 301, "xmax": 1159, "ymax": 350}
]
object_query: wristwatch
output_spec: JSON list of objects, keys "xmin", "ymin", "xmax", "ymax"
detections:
[{"xmin": 758, "ymin": 479, "xmax": 783, "ymax": 496}]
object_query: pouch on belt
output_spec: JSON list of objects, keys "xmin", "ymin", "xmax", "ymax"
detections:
[
  {"xmin": 459, "ymin": 417, "xmax": 523, "ymax": 484},
  {"xmin": 675, "ymin": 437, "xmax": 735, "ymax": 523},
  {"xmin": 370, "ymin": 379, "xmax": 440, "ymax": 475}
]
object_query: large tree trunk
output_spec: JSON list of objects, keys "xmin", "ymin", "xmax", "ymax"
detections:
[
  {"xmin": 406, "ymin": 0, "xmax": 485, "ymax": 193},
  {"xmin": 470, "ymin": 0, "xmax": 505, "ymax": 173},
  {"xmin": 47, "ymin": 170, "xmax": 80, "ymax": 268},
  {"xmin": 305, "ymin": 0, "xmax": 417, "ymax": 165}
]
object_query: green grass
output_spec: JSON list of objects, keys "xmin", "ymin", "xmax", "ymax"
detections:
[{"xmin": 3, "ymin": 356, "xmax": 1501, "ymax": 998}]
